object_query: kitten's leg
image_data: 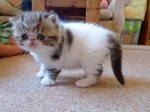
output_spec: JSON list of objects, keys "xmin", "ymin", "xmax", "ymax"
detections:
[
  {"xmin": 75, "ymin": 64, "xmax": 103, "ymax": 87},
  {"xmin": 41, "ymin": 68, "xmax": 61, "ymax": 86},
  {"xmin": 36, "ymin": 64, "xmax": 47, "ymax": 78}
]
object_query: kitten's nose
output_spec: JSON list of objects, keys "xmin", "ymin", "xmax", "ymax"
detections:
[{"xmin": 29, "ymin": 38, "xmax": 36, "ymax": 41}]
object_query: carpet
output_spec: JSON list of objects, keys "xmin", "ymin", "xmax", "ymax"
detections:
[{"xmin": 0, "ymin": 49, "xmax": 150, "ymax": 112}]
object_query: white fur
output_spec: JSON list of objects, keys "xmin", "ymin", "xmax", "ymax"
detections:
[
  {"xmin": 36, "ymin": 64, "xmax": 46, "ymax": 78},
  {"xmin": 41, "ymin": 71, "xmax": 56, "ymax": 86},
  {"xmin": 33, "ymin": 23, "xmax": 111, "ymax": 65},
  {"xmin": 31, "ymin": 22, "xmax": 114, "ymax": 87}
]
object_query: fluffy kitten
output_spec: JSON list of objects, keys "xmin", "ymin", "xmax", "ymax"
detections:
[{"xmin": 10, "ymin": 11, "xmax": 124, "ymax": 87}]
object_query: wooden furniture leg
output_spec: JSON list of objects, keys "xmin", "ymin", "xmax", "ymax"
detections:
[
  {"xmin": 86, "ymin": 0, "xmax": 100, "ymax": 23},
  {"xmin": 139, "ymin": 0, "xmax": 150, "ymax": 45}
]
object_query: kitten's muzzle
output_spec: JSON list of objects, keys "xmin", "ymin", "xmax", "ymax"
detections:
[{"xmin": 28, "ymin": 38, "xmax": 37, "ymax": 47}]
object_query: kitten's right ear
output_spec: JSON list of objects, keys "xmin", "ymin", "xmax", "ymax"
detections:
[
  {"xmin": 47, "ymin": 14, "xmax": 59, "ymax": 26},
  {"xmin": 9, "ymin": 17, "xmax": 19, "ymax": 25}
]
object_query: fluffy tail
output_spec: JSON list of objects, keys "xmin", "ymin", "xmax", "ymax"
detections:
[{"xmin": 108, "ymin": 34, "xmax": 125, "ymax": 85}]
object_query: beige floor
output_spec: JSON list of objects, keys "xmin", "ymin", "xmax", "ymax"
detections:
[{"xmin": 0, "ymin": 49, "xmax": 150, "ymax": 112}]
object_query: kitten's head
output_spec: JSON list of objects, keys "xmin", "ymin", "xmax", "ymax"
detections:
[{"xmin": 10, "ymin": 11, "xmax": 59, "ymax": 51}]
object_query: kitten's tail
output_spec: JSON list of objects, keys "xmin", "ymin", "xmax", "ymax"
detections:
[{"xmin": 108, "ymin": 34, "xmax": 125, "ymax": 85}]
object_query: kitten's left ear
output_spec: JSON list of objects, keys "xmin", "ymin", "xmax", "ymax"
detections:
[
  {"xmin": 9, "ymin": 17, "xmax": 19, "ymax": 25},
  {"xmin": 47, "ymin": 14, "xmax": 59, "ymax": 26}
]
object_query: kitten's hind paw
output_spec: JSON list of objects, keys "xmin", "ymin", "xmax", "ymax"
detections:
[
  {"xmin": 41, "ymin": 77, "xmax": 56, "ymax": 86},
  {"xmin": 75, "ymin": 78, "xmax": 97, "ymax": 88}
]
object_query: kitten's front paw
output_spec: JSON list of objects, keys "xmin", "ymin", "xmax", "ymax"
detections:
[
  {"xmin": 36, "ymin": 71, "xmax": 45, "ymax": 78},
  {"xmin": 41, "ymin": 77, "xmax": 56, "ymax": 86}
]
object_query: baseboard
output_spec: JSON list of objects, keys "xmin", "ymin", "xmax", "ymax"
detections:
[{"xmin": 122, "ymin": 45, "xmax": 150, "ymax": 50}]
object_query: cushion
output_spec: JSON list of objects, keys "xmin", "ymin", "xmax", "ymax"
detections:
[{"xmin": 125, "ymin": 0, "xmax": 147, "ymax": 20}]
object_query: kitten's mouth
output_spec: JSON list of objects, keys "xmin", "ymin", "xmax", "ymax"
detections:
[{"xmin": 28, "ymin": 42, "xmax": 38, "ymax": 48}]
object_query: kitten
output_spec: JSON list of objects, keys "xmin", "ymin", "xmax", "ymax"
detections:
[{"xmin": 9, "ymin": 11, "xmax": 124, "ymax": 87}]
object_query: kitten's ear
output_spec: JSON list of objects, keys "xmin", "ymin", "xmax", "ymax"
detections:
[
  {"xmin": 47, "ymin": 14, "xmax": 59, "ymax": 26},
  {"xmin": 9, "ymin": 17, "xmax": 19, "ymax": 25}
]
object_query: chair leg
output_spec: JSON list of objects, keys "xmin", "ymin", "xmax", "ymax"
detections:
[{"xmin": 86, "ymin": 0, "xmax": 100, "ymax": 23}]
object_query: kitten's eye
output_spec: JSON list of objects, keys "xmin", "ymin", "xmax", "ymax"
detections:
[
  {"xmin": 21, "ymin": 34, "xmax": 28, "ymax": 40},
  {"xmin": 37, "ymin": 34, "xmax": 45, "ymax": 41}
]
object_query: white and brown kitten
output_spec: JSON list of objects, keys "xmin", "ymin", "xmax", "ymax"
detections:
[{"xmin": 9, "ymin": 11, "xmax": 124, "ymax": 87}]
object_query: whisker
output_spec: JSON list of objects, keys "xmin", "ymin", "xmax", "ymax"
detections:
[
  {"xmin": 19, "ymin": 50, "xmax": 24, "ymax": 54},
  {"xmin": 25, "ymin": 50, "xmax": 29, "ymax": 55},
  {"xmin": 11, "ymin": 48, "xmax": 25, "ymax": 56}
]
